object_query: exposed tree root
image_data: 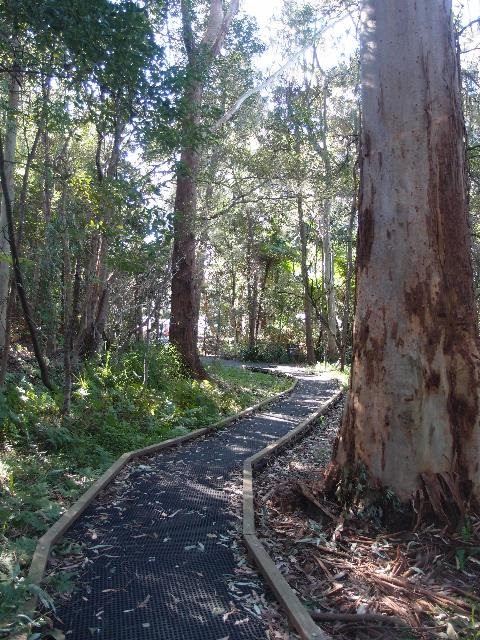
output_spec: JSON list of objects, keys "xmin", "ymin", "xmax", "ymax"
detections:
[{"xmin": 413, "ymin": 471, "xmax": 468, "ymax": 529}]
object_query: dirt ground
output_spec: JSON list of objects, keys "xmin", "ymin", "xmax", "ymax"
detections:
[{"xmin": 254, "ymin": 400, "xmax": 480, "ymax": 640}]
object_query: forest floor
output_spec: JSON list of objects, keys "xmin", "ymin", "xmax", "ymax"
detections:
[
  {"xmin": 0, "ymin": 352, "xmax": 292, "ymax": 638},
  {"xmin": 255, "ymin": 401, "xmax": 480, "ymax": 640}
]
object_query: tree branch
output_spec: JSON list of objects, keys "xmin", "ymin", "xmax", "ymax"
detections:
[
  {"xmin": 212, "ymin": 12, "xmax": 345, "ymax": 131},
  {"xmin": 180, "ymin": 0, "xmax": 197, "ymax": 63},
  {"xmin": 457, "ymin": 17, "xmax": 480, "ymax": 37}
]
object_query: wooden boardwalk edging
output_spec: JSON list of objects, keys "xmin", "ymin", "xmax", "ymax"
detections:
[
  {"xmin": 23, "ymin": 371, "xmax": 298, "ymax": 631},
  {"xmin": 243, "ymin": 388, "xmax": 344, "ymax": 640}
]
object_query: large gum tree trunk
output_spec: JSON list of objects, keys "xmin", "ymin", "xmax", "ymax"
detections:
[{"xmin": 328, "ymin": 0, "xmax": 480, "ymax": 521}]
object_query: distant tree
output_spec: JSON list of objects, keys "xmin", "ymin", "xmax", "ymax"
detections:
[{"xmin": 169, "ymin": 0, "xmax": 239, "ymax": 378}]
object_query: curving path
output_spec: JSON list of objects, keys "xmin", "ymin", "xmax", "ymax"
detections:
[{"xmin": 52, "ymin": 369, "xmax": 338, "ymax": 640}]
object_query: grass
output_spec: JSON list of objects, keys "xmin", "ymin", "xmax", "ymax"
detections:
[
  {"xmin": 307, "ymin": 361, "xmax": 350, "ymax": 389},
  {"xmin": 0, "ymin": 346, "xmax": 290, "ymax": 637}
]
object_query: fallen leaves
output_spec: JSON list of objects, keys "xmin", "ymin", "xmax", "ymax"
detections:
[{"xmin": 254, "ymin": 401, "xmax": 480, "ymax": 639}]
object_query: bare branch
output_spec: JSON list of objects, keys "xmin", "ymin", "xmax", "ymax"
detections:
[
  {"xmin": 212, "ymin": 12, "xmax": 345, "ymax": 131},
  {"xmin": 457, "ymin": 17, "xmax": 480, "ymax": 37}
]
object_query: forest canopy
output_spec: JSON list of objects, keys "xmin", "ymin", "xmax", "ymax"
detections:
[{"xmin": 1, "ymin": 0, "xmax": 480, "ymax": 637}]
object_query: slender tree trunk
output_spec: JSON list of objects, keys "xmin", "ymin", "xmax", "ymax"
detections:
[
  {"xmin": 339, "ymin": 201, "xmax": 356, "ymax": 372},
  {"xmin": 0, "ymin": 126, "xmax": 41, "ymax": 385},
  {"xmin": 246, "ymin": 212, "xmax": 258, "ymax": 356},
  {"xmin": 170, "ymin": 135, "xmax": 208, "ymax": 377},
  {"xmin": 322, "ymin": 202, "xmax": 337, "ymax": 361},
  {"xmin": 255, "ymin": 260, "xmax": 271, "ymax": 340},
  {"xmin": 0, "ymin": 134, "xmax": 53, "ymax": 391},
  {"xmin": 247, "ymin": 271, "xmax": 258, "ymax": 355},
  {"xmin": 0, "ymin": 69, "xmax": 20, "ymax": 352},
  {"xmin": 76, "ymin": 123, "xmax": 123, "ymax": 358},
  {"xmin": 230, "ymin": 265, "xmax": 239, "ymax": 346},
  {"xmin": 169, "ymin": 0, "xmax": 238, "ymax": 378},
  {"xmin": 327, "ymin": 0, "xmax": 480, "ymax": 523},
  {"xmin": 298, "ymin": 194, "xmax": 316, "ymax": 364},
  {"xmin": 340, "ymin": 156, "xmax": 359, "ymax": 372},
  {"xmin": 319, "ymin": 84, "xmax": 338, "ymax": 362},
  {"xmin": 38, "ymin": 80, "xmax": 57, "ymax": 355},
  {"xmin": 60, "ymin": 183, "xmax": 73, "ymax": 414}
]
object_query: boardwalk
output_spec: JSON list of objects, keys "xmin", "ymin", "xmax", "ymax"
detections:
[{"xmin": 52, "ymin": 371, "xmax": 338, "ymax": 640}]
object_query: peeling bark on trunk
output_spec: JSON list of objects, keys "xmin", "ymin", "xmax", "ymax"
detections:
[{"xmin": 328, "ymin": 0, "xmax": 480, "ymax": 522}]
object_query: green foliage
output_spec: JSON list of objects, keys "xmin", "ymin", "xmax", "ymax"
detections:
[
  {"xmin": 334, "ymin": 462, "xmax": 409, "ymax": 526},
  {"xmin": 308, "ymin": 362, "xmax": 350, "ymax": 388},
  {"xmin": 0, "ymin": 349, "xmax": 288, "ymax": 632},
  {"xmin": 241, "ymin": 341, "xmax": 299, "ymax": 364},
  {"xmin": 455, "ymin": 517, "xmax": 480, "ymax": 572}
]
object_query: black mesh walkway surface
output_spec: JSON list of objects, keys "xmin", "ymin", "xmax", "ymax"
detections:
[{"xmin": 52, "ymin": 371, "xmax": 338, "ymax": 640}]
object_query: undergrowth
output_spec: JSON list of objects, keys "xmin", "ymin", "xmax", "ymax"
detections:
[{"xmin": 0, "ymin": 345, "xmax": 289, "ymax": 637}]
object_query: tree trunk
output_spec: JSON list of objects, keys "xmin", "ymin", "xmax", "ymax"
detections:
[
  {"xmin": 246, "ymin": 212, "xmax": 258, "ymax": 356},
  {"xmin": 255, "ymin": 260, "xmax": 271, "ymax": 340},
  {"xmin": 0, "ymin": 69, "xmax": 20, "ymax": 352},
  {"xmin": 230, "ymin": 265, "xmax": 238, "ymax": 346},
  {"xmin": 170, "ymin": 138, "xmax": 208, "ymax": 377},
  {"xmin": 298, "ymin": 194, "xmax": 316, "ymax": 364},
  {"xmin": 169, "ymin": 0, "xmax": 238, "ymax": 378},
  {"xmin": 339, "ymin": 199, "xmax": 356, "ymax": 372},
  {"xmin": 320, "ymin": 85, "xmax": 338, "ymax": 362},
  {"xmin": 322, "ymin": 204, "xmax": 337, "ymax": 362},
  {"xmin": 76, "ymin": 123, "xmax": 123, "ymax": 358},
  {"xmin": 38, "ymin": 82, "xmax": 57, "ymax": 356},
  {"xmin": 327, "ymin": 0, "xmax": 480, "ymax": 523},
  {"xmin": 0, "ymin": 133, "xmax": 53, "ymax": 391},
  {"xmin": 0, "ymin": 125, "xmax": 41, "ymax": 385},
  {"xmin": 340, "ymin": 149, "xmax": 359, "ymax": 372},
  {"xmin": 247, "ymin": 270, "xmax": 258, "ymax": 356},
  {"xmin": 60, "ymin": 183, "xmax": 73, "ymax": 414}
]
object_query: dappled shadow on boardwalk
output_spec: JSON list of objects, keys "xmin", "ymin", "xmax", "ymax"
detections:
[{"xmin": 51, "ymin": 373, "xmax": 338, "ymax": 640}]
